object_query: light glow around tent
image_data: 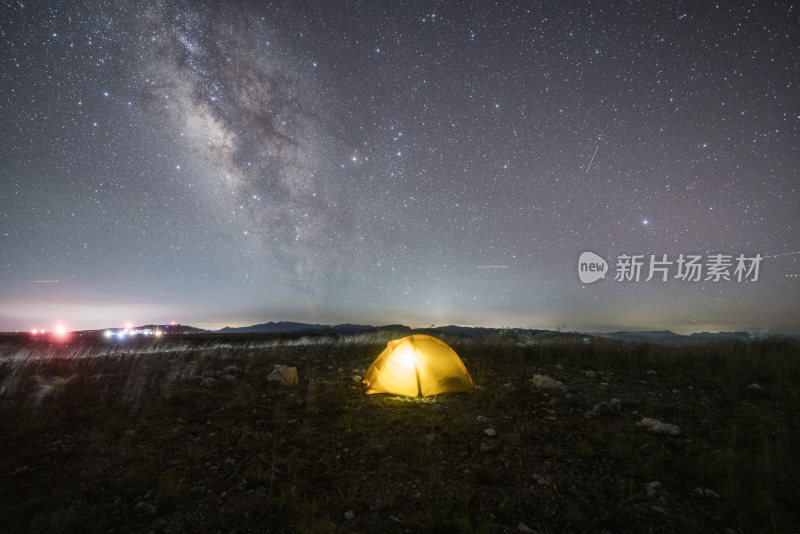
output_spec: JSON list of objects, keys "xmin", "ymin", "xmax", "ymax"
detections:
[{"xmin": 362, "ymin": 335, "xmax": 474, "ymax": 397}]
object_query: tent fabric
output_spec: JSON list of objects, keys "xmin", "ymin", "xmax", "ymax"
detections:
[{"xmin": 362, "ymin": 335, "xmax": 474, "ymax": 397}]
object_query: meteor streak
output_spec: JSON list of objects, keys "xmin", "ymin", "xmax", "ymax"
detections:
[{"xmin": 585, "ymin": 145, "xmax": 599, "ymax": 173}]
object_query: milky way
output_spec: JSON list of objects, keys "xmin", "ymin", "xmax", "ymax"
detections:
[
  {"xmin": 135, "ymin": 3, "xmax": 350, "ymax": 279},
  {"xmin": 1, "ymin": 1, "xmax": 798, "ymax": 333}
]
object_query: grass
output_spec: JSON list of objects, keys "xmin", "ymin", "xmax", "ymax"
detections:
[{"xmin": 0, "ymin": 332, "xmax": 798, "ymax": 532}]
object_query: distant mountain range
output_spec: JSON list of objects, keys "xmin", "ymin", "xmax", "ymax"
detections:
[
  {"xmin": 208, "ymin": 322, "xmax": 792, "ymax": 346},
  {"xmin": 589, "ymin": 330, "xmax": 762, "ymax": 346},
  {"xmin": 216, "ymin": 322, "xmax": 378, "ymax": 335}
]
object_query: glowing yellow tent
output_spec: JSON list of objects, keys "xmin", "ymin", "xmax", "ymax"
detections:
[{"xmin": 363, "ymin": 335, "xmax": 474, "ymax": 397}]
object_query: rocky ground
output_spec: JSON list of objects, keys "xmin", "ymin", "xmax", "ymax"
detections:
[{"xmin": 0, "ymin": 333, "xmax": 798, "ymax": 533}]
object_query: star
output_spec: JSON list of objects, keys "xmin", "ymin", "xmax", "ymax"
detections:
[{"xmin": 0, "ymin": 0, "xmax": 794, "ymax": 334}]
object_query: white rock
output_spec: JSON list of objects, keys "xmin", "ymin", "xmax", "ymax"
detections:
[
  {"xmin": 518, "ymin": 522, "xmax": 538, "ymax": 533},
  {"xmin": 531, "ymin": 374, "xmax": 567, "ymax": 393},
  {"xmin": 638, "ymin": 417, "xmax": 681, "ymax": 435},
  {"xmin": 584, "ymin": 370, "xmax": 596, "ymax": 378},
  {"xmin": 267, "ymin": 365, "xmax": 298, "ymax": 386},
  {"xmin": 476, "ymin": 415, "xmax": 490, "ymax": 422},
  {"xmin": 746, "ymin": 383, "xmax": 762, "ymax": 390},
  {"xmin": 484, "ymin": 428, "xmax": 496, "ymax": 437},
  {"xmin": 344, "ymin": 509, "xmax": 355, "ymax": 521}
]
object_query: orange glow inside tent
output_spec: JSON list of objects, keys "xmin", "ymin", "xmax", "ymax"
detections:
[{"xmin": 362, "ymin": 335, "xmax": 474, "ymax": 397}]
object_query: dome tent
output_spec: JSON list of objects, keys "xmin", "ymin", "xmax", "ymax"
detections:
[{"xmin": 362, "ymin": 335, "xmax": 474, "ymax": 397}]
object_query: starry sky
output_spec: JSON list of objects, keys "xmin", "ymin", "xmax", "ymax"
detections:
[{"xmin": 1, "ymin": 1, "xmax": 798, "ymax": 334}]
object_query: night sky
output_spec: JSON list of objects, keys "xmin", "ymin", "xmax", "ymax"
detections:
[{"xmin": 1, "ymin": 1, "xmax": 798, "ymax": 334}]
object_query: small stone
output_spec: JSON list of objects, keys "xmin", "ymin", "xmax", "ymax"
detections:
[
  {"xmin": 222, "ymin": 365, "xmax": 242, "ymax": 376},
  {"xmin": 694, "ymin": 487, "xmax": 720, "ymax": 498},
  {"xmin": 344, "ymin": 509, "xmax": 355, "ymax": 521},
  {"xmin": 609, "ymin": 397, "xmax": 622, "ymax": 411},
  {"xmin": 532, "ymin": 474, "xmax": 550, "ymax": 486},
  {"xmin": 746, "ymin": 383, "xmax": 762, "ymax": 390},
  {"xmin": 593, "ymin": 401, "xmax": 614, "ymax": 415},
  {"xmin": 135, "ymin": 501, "xmax": 157, "ymax": 515},
  {"xmin": 477, "ymin": 415, "xmax": 490, "ymax": 423},
  {"xmin": 221, "ymin": 374, "xmax": 237, "ymax": 382},
  {"xmin": 646, "ymin": 370, "xmax": 657, "ymax": 376},
  {"xmin": 484, "ymin": 428, "xmax": 496, "ymax": 437},
  {"xmin": 584, "ymin": 370, "xmax": 596, "ymax": 378},
  {"xmin": 638, "ymin": 417, "xmax": 681, "ymax": 435},
  {"xmin": 531, "ymin": 374, "xmax": 567, "ymax": 393},
  {"xmin": 352, "ymin": 375, "xmax": 362, "ymax": 384},
  {"xmin": 646, "ymin": 480, "xmax": 661, "ymax": 497},
  {"xmin": 12, "ymin": 465, "xmax": 29, "ymax": 476},
  {"xmin": 518, "ymin": 522, "xmax": 538, "ymax": 533},
  {"xmin": 201, "ymin": 377, "xmax": 218, "ymax": 388}
]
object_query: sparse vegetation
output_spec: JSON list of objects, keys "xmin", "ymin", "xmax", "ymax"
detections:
[{"xmin": 1, "ymin": 332, "xmax": 798, "ymax": 532}]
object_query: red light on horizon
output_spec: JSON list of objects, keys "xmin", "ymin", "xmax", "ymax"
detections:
[{"xmin": 53, "ymin": 324, "xmax": 69, "ymax": 339}]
